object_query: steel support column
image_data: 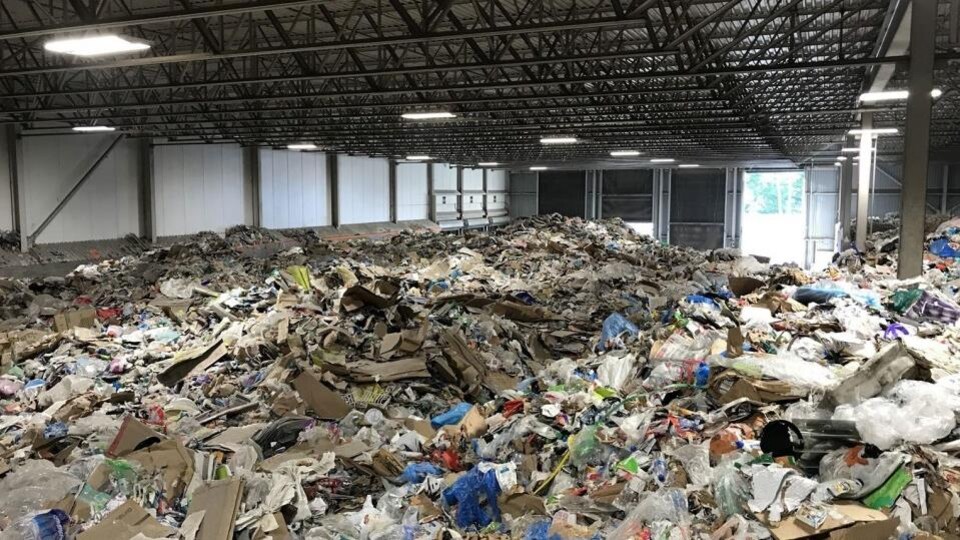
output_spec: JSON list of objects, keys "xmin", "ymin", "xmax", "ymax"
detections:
[
  {"xmin": 388, "ymin": 159, "xmax": 398, "ymax": 224},
  {"xmin": 941, "ymin": 164, "xmax": 950, "ymax": 214},
  {"xmin": 327, "ymin": 154, "xmax": 339, "ymax": 228},
  {"xmin": 246, "ymin": 146, "xmax": 262, "ymax": 229},
  {"xmin": 27, "ymin": 134, "xmax": 125, "ymax": 247},
  {"xmin": 427, "ymin": 164, "xmax": 436, "ymax": 223},
  {"xmin": 855, "ymin": 113, "xmax": 873, "ymax": 251},
  {"xmin": 4, "ymin": 125, "xmax": 26, "ymax": 252},
  {"xmin": 838, "ymin": 136, "xmax": 854, "ymax": 249},
  {"xmin": 139, "ymin": 138, "xmax": 156, "ymax": 241},
  {"xmin": 897, "ymin": 0, "xmax": 937, "ymax": 279}
]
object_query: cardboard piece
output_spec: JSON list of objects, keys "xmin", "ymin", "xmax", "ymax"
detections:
[
  {"xmin": 340, "ymin": 281, "xmax": 399, "ymax": 311},
  {"xmin": 728, "ymin": 276, "xmax": 765, "ymax": 296},
  {"xmin": 187, "ymin": 478, "xmax": 244, "ymax": 540},
  {"xmin": 489, "ymin": 300, "xmax": 559, "ymax": 322},
  {"xmin": 253, "ymin": 512, "xmax": 291, "ymax": 540},
  {"xmin": 726, "ymin": 327, "xmax": 744, "ymax": 358},
  {"xmin": 498, "ymin": 491, "xmax": 546, "ymax": 517},
  {"xmin": 293, "ymin": 371, "xmax": 350, "ymax": 420},
  {"xmin": 106, "ymin": 416, "xmax": 165, "ymax": 457},
  {"xmin": 77, "ymin": 500, "xmax": 174, "ymax": 540},
  {"xmin": 379, "ymin": 324, "xmax": 428, "ymax": 358},
  {"xmin": 54, "ymin": 307, "xmax": 96, "ymax": 332},
  {"xmin": 828, "ymin": 517, "xmax": 899, "ymax": 540},
  {"xmin": 322, "ymin": 357, "xmax": 430, "ymax": 382},
  {"xmin": 710, "ymin": 370, "xmax": 805, "ymax": 404},
  {"xmin": 442, "ymin": 406, "xmax": 487, "ymax": 440},
  {"xmin": 158, "ymin": 340, "xmax": 228, "ymax": 387},
  {"xmin": 762, "ymin": 503, "xmax": 893, "ymax": 540}
]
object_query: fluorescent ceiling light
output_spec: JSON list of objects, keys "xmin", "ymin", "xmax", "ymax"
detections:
[
  {"xmin": 849, "ymin": 128, "xmax": 898, "ymax": 136},
  {"xmin": 540, "ymin": 137, "xmax": 578, "ymax": 144},
  {"xmin": 840, "ymin": 147, "xmax": 860, "ymax": 153},
  {"xmin": 610, "ymin": 150, "xmax": 641, "ymax": 156},
  {"xmin": 401, "ymin": 111, "xmax": 456, "ymax": 120},
  {"xmin": 477, "ymin": 162, "xmax": 499, "ymax": 166},
  {"xmin": 858, "ymin": 89, "xmax": 942, "ymax": 102},
  {"xmin": 45, "ymin": 35, "xmax": 150, "ymax": 56},
  {"xmin": 530, "ymin": 166, "xmax": 547, "ymax": 171},
  {"xmin": 406, "ymin": 155, "xmax": 431, "ymax": 160},
  {"xmin": 678, "ymin": 164, "xmax": 700, "ymax": 168},
  {"xmin": 72, "ymin": 125, "xmax": 115, "ymax": 132},
  {"xmin": 835, "ymin": 162, "xmax": 842, "ymax": 167},
  {"xmin": 650, "ymin": 158, "xmax": 675, "ymax": 163},
  {"xmin": 287, "ymin": 143, "xmax": 317, "ymax": 150},
  {"xmin": 836, "ymin": 156, "xmax": 847, "ymax": 161}
]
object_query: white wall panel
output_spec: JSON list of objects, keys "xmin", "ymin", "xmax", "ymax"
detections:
[
  {"xmin": 487, "ymin": 170, "xmax": 508, "ymax": 192},
  {"xmin": 23, "ymin": 134, "xmax": 139, "ymax": 244},
  {"xmin": 154, "ymin": 144, "xmax": 246, "ymax": 236},
  {"xmin": 396, "ymin": 163, "xmax": 428, "ymax": 221},
  {"xmin": 338, "ymin": 155, "xmax": 389, "ymax": 224},
  {"xmin": 0, "ymin": 130, "xmax": 14, "ymax": 231},
  {"xmin": 259, "ymin": 149, "xmax": 330, "ymax": 228},
  {"xmin": 463, "ymin": 168, "xmax": 483, "ymax": 191},
  {"xmin": 433, "ymin": 163, "xmax": 458, "ymax": 191}
]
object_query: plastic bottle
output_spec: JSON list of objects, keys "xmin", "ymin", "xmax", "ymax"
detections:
[
  {"xmin": 695, "ymin": 361, "xmax": 710, "ymax": 388},
  {"xmin": 736, "ymin": 439, "xmax": 761, "ymax": 452},
  {"xmin": 650, "ymin": 457, "xmax": 668, "ymax": 485}
]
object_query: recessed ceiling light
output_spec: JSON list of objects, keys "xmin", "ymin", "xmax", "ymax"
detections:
[
  {"xmin": 406, "ymin": 155, "xmax": 431, "ymax": 160},
  {"xmin": 540, "ymin": 137, "xmax": 578, "ymax": 144},
  {"xmin": 858, "ymin": 89, "xmax": 942, "ymax": 102},
  {"xmin": 678, "ymin": 164, "xmax": 700, "ymax": 168},
  {"xmin": 849, "ymin": 128, "xmax": 898, "ymax": 136},
  {"xmin": 287, "ymin": 143, "xmax": 317, "ymax": 150},
  {"xmin": 45, "ymin": 35, "xmax": 150, "ymax": 56},
  {"xmin": 72, "ymin": 125, "xmax": 115, "ymax": 132},
  {"xmin": 530, "ymin": 166, "xmax": 547, "ymax": 171},
  {"xmin": 650, "ymin": 158, "xmax": 675, "ymax": 163},
  {"xmin": 610, "ymin": 150, "xmax": 641, "ymax": 157},
  {"xmin": 478, "ymin": 162, "xmax": 499, "ymax": 166},
  {"xmin": 401, "ymin": 111, "xmax": 456, "ymax": 120}
]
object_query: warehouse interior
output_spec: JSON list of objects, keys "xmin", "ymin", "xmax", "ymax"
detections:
[{"xmin": 1, "ymin": 0, "xmax": 960, "ymax": 538}]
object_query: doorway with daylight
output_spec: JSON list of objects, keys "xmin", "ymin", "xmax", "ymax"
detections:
[{"xmin": 740, "ymin": 170, "xmax": 806, "ymax": 266}]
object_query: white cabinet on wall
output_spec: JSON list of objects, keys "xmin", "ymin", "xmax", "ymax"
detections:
[
  {"xmin": 154, "ymin": 144, "xmax": 247, "ymax": 237},
  {"xmin": 338, "ymin": 155, "xmax": 390, "ymax": 224},
  {"xmin": 396, "ymin": 163, "xmax": 428, "ymax": 221},
  {"xmin": 431, "ymin": 163, "xmax": 461, "ymax": 230},
  {"xmin": 22, "ymin": 134, "xmax": 139, "ymax": 244},
  {"xmin": 259, "ymin": 149, "xmax": 330, "ymax": 228},
  {"xmin": 461, "ymin": 168, "xmax": 486, "ymax": 227},
  {"xmin": 486, "ymin": 169, "xmax": 509, "ymax": 225}
]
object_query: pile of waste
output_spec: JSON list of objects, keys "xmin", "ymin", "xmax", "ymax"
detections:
[{"xmin": 0, "ymin": 214, "xmax": 958, "ymax": 540}]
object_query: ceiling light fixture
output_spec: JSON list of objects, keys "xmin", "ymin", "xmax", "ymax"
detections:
[
  {"xmin": 45, "ymin": 35, "xmax": 150, "ymax": 56},
  {"xmin": 287, "ymin": 143, "xmax": 317, "ymax": 150},
  {"xmin": 401, "ymin": 111, "xmax": 457, "ymax": 120},
  {"xmin": 406, "ymin": 155, "xmax": 432, "ymax": 160},
  {"xmin": 840, "ymin": 147, "xmax": 861, "ymax": 153},
  {"xmin": 836, "ymin": 156, "xmax": 847, "ymax": 161},
  {"xmin": 72, "ymin": 126, "xmax": 116, "ymax": 132},
  {"xmin": 540, "ymin": 137, "xmax": 578, "ymax": 144},
  {"xmin": 530, "ymin": 166, "xmax": 547, "ymax": 171},
  {"xmin": 650, "ymin": 158, "xmax": 675, "ymax": 163},
  {"xmin": 849, "ymin": 128, "xmax": 898, "ymax": 136},
  {"xmin": 858, "ymin": 89, "xmax": 943, "ymax": 102},
  {"xmin": 610, "ymin": 150, "xmax": 641, "ymax": 157},
  {"xmin": 678, "ymin": 164, "xmax": 700, "ymax": 168},
  {"xmin": 477, "ymin": 162, "xmax": 499, "ymax": 166},
  {"xmin": 835, "ymin": 162, "xmax": 842, "ymax": 167}
]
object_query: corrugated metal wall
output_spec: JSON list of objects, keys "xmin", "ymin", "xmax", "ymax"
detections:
[
  {"xmin": 670, "ymin": 168, "xmax": 726, "ymax": 249},
  {"xmin": 538, "ymin": 171, "xmax": 585, "ymax": 217},
  {"xmin": 154, "ymin": 144, "xmax": 247, "ymax": 236},
  {"xmin": 509, "ymin": 172, "xmax": 538, "ymax": 218},
  {"xmin": 396, "ymin": 163, "xmax": 429, "ymax": 221},
  {"xmin": 601, "ymin": 169, "xmax": 653, "ymax": 221},
  {"xmin": 23, "ymin": 134, "xmax": 140, "ymax": 243},
  {"xmin": 807, "ymin": 167, "xmax": 840, "ymax": 268},
  {"xmin": 259, "ymin": 149, "xmax": 330, "ymax": 229},
  {"xmin": 338, "ymin": 155, "xmax": 390, "ymax": 224}
]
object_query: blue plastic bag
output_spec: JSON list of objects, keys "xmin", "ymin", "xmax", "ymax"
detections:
[
  {"xmin": 597, "ymin": 313, "xmax": 639, "ymax": 352},
  {"xmin": 442, "ymin": 465, "xmax": 501, "ymax": 529},
  {"xmin": 431, "ymin": 402, "xmax": 472, "ymax": 429},
  {"xmin": 524, "ymin": 520, "xmax": 562, "ymax": 540},
  {"xmin": 399, "ymin": 462, "xmax": 443, "ymax": 484},
  {"xmin": 793, "ymin": 286, "xmax": 847, "ymax": 305},
  {"xmin": 930, "ymin": 238, "xmax": 960, "ymax": 258}
]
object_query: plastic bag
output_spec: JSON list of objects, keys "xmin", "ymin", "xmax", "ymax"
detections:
[
  {"xmin": 596, "ymin": 354, "xmax": 636, "ymax": 392},
  {"xmin": 890, "ymin": 288, "xmax": 924, "ymax": 314},
  {"xmin": 667, "ymin": 443, "xmax": 712, "ymax": 487},
  {"xmin": 430, "ymin": 402, "xmax": 472, "ymax": 429},
  {"xmin": 0, "ymin": 461, "xmax": 82, "ymax": 522},
  {"xmin": 442, "ymin": 465, "xmax": 501, "ymax": 529},
  {"xmin": 570, "ymin": 425, "xmax": 602, "ymax": 467},
  {"xmin": 713, "ymin": 461, "xmax": 750, "ymax": 518},
  {"xmin": 0, "ymin": 509, "xmax": 69, "ymax": 540},
  {"xmin": 597, "ymin": 313, "xmax": 639, "ymax": 352},
  {"xmin": 793, "ymin": 286, "xmax": 847, "ymax": 304},
  {"xmin": 399, "ymin": 462, "xmax": 443, "ymax": 484},
  {"xmin": 929, "ymin": 238, "xmax": 959, "ymax": 258},
  {"xmin": 608, "ymin": 488, "xmax": 689, "ymax": 539}
]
